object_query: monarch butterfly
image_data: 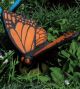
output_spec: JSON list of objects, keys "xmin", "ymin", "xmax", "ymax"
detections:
[
  {"xmin": 0, "ymin": 0, "xmax": 79, "ymax": 65},
  {"xmin": 2, "ymin": 10, "xmax": 79, "ymax": 64}
]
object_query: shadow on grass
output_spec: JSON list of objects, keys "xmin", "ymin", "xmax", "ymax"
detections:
[{"xmin": 0, "ymin": 33, "xmax": 18, "ymax": 51}]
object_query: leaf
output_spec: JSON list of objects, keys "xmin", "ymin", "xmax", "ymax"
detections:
[
  {"xmin": 61, "ymin": 50, "xmax": 70, "ymax": 58},
  {"xmin": 69, "ymin": 41, "xmax": 78, "ymax": 55},
  {"xmin": 68, "ymin": 64, "xmax": 73, "ymax": 73},
  {"xmin": 48, "ymin": 27, "xmax": 53, "ymax": 33},
  {"xmin": 52, "ymin": 29, "xmax": 59, "ymax": 35},
  {"xmin": 50, "ymin": 67, "xmax": 64, "ymax": 85},
  {"xmin": 48, "ymin": 33, "xmax": 55, "ymax": 42},
  {"xmin": 55, "ymin": 19, "xmax": 68, "ymax": 25},
  {"xmin": 55, "ymin": 19, "xmax": 69, "ymax": 31},
  {"xmin": 76, "ymin": 47, "xmax": 80, "ymax": 60},
  {"xmin": 74, "ymin": 72, "xmax": 80, "ymax": 78},
  {"xmin": 62, "ymin": 60, "xmax": 69, "ymax": 72},
  {"xmin": 38, "ymin": 75, "xmax": 50, "ymax": 83}
]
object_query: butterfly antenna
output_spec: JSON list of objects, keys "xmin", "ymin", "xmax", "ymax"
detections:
[{"xmin": 9, "ymin": 0, "xmax": 22, "ymax": 12}]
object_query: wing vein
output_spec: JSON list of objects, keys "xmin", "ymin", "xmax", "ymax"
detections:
[
  {"xmin": 24, "ymin": 26, "xmax": 30, "ymax": 49},
  {"xmin": 14, "ymin": 29, "xmax": 26, "ymax": 52}
]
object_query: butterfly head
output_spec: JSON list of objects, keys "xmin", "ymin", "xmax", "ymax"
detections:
[
  {"xmin": 25, "ymin": 57, "xmax": 32, "ymax": 64},
  {"xmin": 21, "ymin": 54, "xmax": 32, "ymax": 65}
]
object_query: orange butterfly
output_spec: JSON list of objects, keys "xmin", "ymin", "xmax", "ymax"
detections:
[{"xmin": 2, "ymin": 10, "xmax": 79, "ymax": 64}]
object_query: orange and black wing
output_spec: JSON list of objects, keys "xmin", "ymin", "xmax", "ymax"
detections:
[
  {"xmin": 33, "ymin": 31, "xmax": 79, "ymax": 56},
  {"xmin": 2, "ymin": 10, "xmax": 47, "ymax": 55}
]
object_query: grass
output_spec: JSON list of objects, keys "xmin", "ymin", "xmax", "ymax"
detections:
[{"xmin": 0, "ymin": 1, "xmax": 80, "ymax": 89}]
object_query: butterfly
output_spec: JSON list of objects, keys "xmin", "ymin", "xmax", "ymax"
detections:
[{"xmin": 2, "ymin": 10, "xmax": 79, "ymax": 65}]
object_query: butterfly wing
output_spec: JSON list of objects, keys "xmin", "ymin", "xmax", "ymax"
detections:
[
  {"xmin": 36, "ymin": 27, "xmax": 48, "ymax": 46},
  {"xmin": 2, "ymin": 10, "xmax": 48, "ymax": 56},
  {"xmin": 33, "ymin": 31, "xmax": 79, "ymax": 56},
  {"xmin": 2, "ymin": 10, "xmax": 37, "ymax": 54}
]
